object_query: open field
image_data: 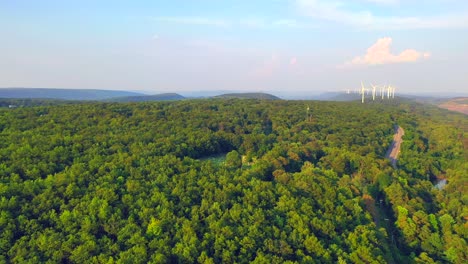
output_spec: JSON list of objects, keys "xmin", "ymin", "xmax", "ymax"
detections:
[{"xmin": 438, "ymin": 97, "xmax": 468, "ymax": 115}]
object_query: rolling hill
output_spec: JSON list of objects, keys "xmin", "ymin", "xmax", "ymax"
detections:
[
  {"xmin": 107, "ymin": 93, "xmax": 185, "ymax": 102},
  {"xmin": 0, "ymin": 88, "xmax": 144, "ymax": 100},
  {"xmin": 214, "ymin": 92, "xmax": 281, "ymax": 100},
  {"xmin": 314, "ymin": 92, "xmax": 360, "ymax": 101}
]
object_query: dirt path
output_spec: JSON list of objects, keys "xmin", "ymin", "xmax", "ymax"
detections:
[{"xmin": 385, "ymin": 125, "xmax": 404, "ymax": 168}]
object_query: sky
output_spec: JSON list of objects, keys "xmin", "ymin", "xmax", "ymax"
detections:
[{"xmin": 1, "ymin": 0, "xmax": 468, "ymax": 96}]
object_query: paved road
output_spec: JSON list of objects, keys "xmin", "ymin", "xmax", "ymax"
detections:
[{"xmin": 385, "ymin": 125, "xmax": 404, "ymax": 168}]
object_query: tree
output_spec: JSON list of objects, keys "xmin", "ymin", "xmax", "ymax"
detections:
[{"xmin": 225, "ymin": 150, "xmax": 242, "ymax": 169}]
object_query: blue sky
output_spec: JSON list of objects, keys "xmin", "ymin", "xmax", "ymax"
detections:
[{"xmin": 1, "ymin": 0, "xmax": 468, "ymax": 96}]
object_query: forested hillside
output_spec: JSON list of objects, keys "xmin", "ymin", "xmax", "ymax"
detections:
[
  {"xmin": 0, "ymin": 99, "xmax": 466, "ymax": 263},
  {"xmin": 0, "ymin": 98, "xmax": 78, "ymax": 108}
]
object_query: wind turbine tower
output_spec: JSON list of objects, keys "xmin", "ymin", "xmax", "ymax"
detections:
[
  {"xmin": 387, "ymin": 85, "xmax": 391, "ymax": 99},
  {"xmin": 361, "ymin": 81, "xmax": 365, "ymax": 103},
  {"xmin": 392, "ymin": 86, "xmax": 395, "ymax": 98},
  {"xmin": 381, "ymin": 86, "xmax": 385, "ymax": 100},
  {"xmin": 371, "ymin": 84, "xmax": 376, "ymax": 101}
]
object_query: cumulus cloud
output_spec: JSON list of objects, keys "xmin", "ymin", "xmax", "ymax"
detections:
[{"xmin": 345, "ymin": 37, "xmax": 430, "ymax": 66}]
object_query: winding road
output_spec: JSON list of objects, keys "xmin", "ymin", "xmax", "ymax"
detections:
[{"xmin": 385, "ymin": 125, "xmax": 404, "ymax": 168}]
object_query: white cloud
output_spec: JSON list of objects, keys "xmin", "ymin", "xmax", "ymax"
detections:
[
  {"xmin": 155, "ymin": 16, "xmax": 230, "ymax": 27},
  {"xmin": 296, "ymin": 0, "xmax": 468, "ymax": 30},
  {"xmin": 344, "ymin": 37, "xmax": 430, "ymax": 67}
]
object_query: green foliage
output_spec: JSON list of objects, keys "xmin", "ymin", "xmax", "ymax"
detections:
[
  {"xmin": 383, "ymin": 102, "xmax": 468, "ymax": 262},
  {"xmin": 225, "ymin": 150, "xmax": 242, "ymax": 169},
  {"xmin": 0, "ymin": 99, "xmax": 465, "ymax": 263}
]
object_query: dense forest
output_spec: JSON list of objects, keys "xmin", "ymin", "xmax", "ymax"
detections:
[{"xmin": 0, "ymin": 99, "xmax": 466, "ymax": 263}]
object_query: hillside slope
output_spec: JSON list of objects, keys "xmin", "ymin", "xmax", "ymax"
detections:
[
  {"xmin": 438, "ymin": 97, "xmax": 468, "ymax": 115},
  {"xmin": 107, "ymin": 93, "xmax": 185, "ymax": 102},
  {"xmin": 214, "ymin": 92, "xmax": 281, "ymax": 100},
  {"xmin": 0, "ymin": 88, "xmax": 143, "ymax": 100}
]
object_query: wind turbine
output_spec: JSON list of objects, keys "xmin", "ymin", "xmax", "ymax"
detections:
[
  {"xmin": 361, "ymin": 81, "xmax": 365, "ymax": 103},
  {"xmin": 371, "ymin": 84, "xmax": 377, "ymax": 101},
  {"xmin": 392, "ymin": 86, "xmax": 395, "ymax": 98},
  {"xmin": 387, "ymin": 85, "xmax": 391, "ymax": 99}
]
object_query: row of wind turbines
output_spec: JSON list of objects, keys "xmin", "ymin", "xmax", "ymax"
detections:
[{"xmin": 346, "ymin": 82, "xmax": 396, "ymax": 103}]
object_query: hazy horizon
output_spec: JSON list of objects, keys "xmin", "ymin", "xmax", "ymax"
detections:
[
  {"xmin": 2, "ymin": 87, "xmax": 467, "ymax": 100},
  {"xmin": 1, "ymin": 1, "xmax": 468, "ymax": 95}
]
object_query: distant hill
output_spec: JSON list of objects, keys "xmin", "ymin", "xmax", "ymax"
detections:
[
  {"xmin": 107, "ymin": 93, "xmax": 185, "ymax": 102},
  {"xmin": 314, "ymin": 92, "xmax": 360, "ymax": 101},
  {"xmin": 395, "ymin": 94, "xmax": 446, "ymax": 105},
  {"xmin": 316, "ymin": 92, "xmax": 438, "ymax": 103},
  {"xmin": 397, "ymin": 95, "xmax": 468, "ymax": 115},
  {"xmin": 0, "ymin": 88, "xmax": 144, "ymax": 100},
  {"xmin": 214, "ymin": 93, "xmax": 281, "ymax": 100},
  {"xmin": 438, "ymin": 97, "xmax": 468, "ymax": 115}
]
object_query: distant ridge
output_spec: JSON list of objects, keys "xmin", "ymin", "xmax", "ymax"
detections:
[
  {"xmin": 107, "ymin": 93, "xmax": 185, "ymax": 102},
  {"xmin": 314, "ymin": 92, "xmax": 360, "ymax": 101},
  {"xmin": 0, "ymin": 88, "xmax": 143, "ymax": 100},
  {"xmin": 214, "ymin": 92, "xmax": 281, "ymax": 100}
]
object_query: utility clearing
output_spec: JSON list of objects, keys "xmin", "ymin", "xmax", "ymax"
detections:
[{"xmin": 386, "ymin": 125, "xmax": 405, "ymax": 168}]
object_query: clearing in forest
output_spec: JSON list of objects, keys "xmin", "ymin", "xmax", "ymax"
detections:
[{"xmin": 386, "ymin": 125, "xmax": 405, "ymax": 168}]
